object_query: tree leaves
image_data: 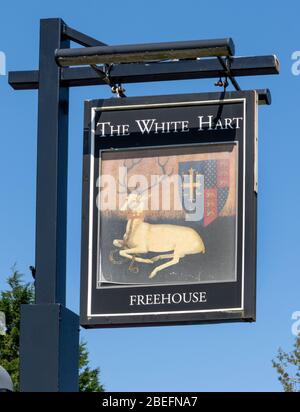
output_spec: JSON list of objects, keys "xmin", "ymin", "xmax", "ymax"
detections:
[
  {"xmin": 0, "ymin": 269, "xmax": 104, "ymax": 392},
  {"xmin": 272, "ymin": 336, "xmax": 300, "ymax": 392},
  {"xmin": 79, "ymin": 340, "xmax": 104, "ymax": 392},
  {"xmin": 0, "ymin": 269, "xmax": 34, "ymax": 391}
]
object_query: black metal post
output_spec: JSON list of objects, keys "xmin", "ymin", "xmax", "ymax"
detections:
[
  {"xmin": 19, "ymin": 18, "xmax": 79, "ymax": 392},
  {"xmin": 35, "ymin": 18, "xmax": 69, "ymax": 304}
]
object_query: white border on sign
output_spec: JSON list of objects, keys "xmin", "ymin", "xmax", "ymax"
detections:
[{"xmin": 87, "ymin": 97, "xmax": 247, "ymax": 318}]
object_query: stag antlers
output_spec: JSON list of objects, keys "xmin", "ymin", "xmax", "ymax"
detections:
[
  {"xmin": 117, "ymin": 157, "xmax": 173, "ymax": 195},
  {"xmin": 117, "ymin": 158, "xmax": 143, "ymax": 194},
  {"xmin": 140, "ymin": 157, "xmax": 173, "ymax": 194}
]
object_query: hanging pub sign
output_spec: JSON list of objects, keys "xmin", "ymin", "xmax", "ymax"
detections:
[{"xmin": 80, "ymin": 90, "xmax": 258, "ymax": 328}]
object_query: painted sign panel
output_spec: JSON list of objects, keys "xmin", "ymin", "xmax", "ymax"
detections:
[{"xmin": 80, "ymin": 91, "xmax": 257, "ymax": 328}]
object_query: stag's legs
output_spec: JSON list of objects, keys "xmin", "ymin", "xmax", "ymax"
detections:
[
  {"xmin": 119, "ymin": 248, "xmax": 154, "ymax": 264},
  {"xmin": 149, "ymin": 254, "xmax": 181, "ymax": 279},
  {"xmin": 150, "ymin": 253, "xmax": 174, "ymax": 262},
  {"xmin": 113, "ymin": 239, "xmax": 124, "ymax": 248}
]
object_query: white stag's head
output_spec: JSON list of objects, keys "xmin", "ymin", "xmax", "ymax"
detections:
[
  {"xmin": 120, "ymin": 192, "xmax": 147, "ymax": 213},
  {"xmin": 118, "ymin": 157, "xmax": 173, "ymax": 216}
]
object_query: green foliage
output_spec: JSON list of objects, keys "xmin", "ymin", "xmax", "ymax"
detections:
[
  {"xmin": 0, "ymin": 269, "xmax": 104, "ymax": 392},
  {"xmin": 79, "ymin": 341, "xmax": 104, "ymax": 392},
  {"xmin": 272, "ymin": 335, "xmax": 300, "ymax": 392},
  {"xmin": 0, "ymin": 269, "xmax": 34, "ymax": 391}
]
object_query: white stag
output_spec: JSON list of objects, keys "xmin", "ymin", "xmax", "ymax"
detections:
[{"xmin": 113, "ymin": 158, "xmax": 205, "ymax": 278}]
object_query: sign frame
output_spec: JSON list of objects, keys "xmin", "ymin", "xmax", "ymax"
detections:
[{"xmin": 80, "ymin": 90, "xmax": 257, "ymax": 328}]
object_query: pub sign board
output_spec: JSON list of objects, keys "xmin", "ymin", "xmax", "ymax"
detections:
[{"xmin": 80, "ymin": 90, "xmax": 258, "ymax": 328}]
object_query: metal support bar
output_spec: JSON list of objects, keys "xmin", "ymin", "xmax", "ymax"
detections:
[
  {"xmin": 8, "ymin": 55, "xmax": 280, "ymax": 90},
  {"xmin": 257, "ymin": 89, "xmax": 272, "ymax": 105},
  {"xmin": 55, "ymin": 38, "xmax": 235, "ymax": 66},
  {"xmin": 63, "ymin": 24, "xmax": 107, "ymax": 47},
  {"xmin": 8, "ymin": 70, "xmax": 39, "ymax": 89}
]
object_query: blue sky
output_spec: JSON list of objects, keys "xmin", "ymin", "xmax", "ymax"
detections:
[{"xmin": 0, "ymin": 0, "xmax": 300, "ymax": 391}]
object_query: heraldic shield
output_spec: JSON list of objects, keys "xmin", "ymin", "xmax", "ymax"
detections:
[{"xmin": 179, "ymin": 159, "xmax": 230, "ymax": 226}]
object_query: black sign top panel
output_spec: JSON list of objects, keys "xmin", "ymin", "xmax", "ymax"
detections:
[{"xmin": 80, "ymin": 91, "xmax": 257, "ymax": 328}]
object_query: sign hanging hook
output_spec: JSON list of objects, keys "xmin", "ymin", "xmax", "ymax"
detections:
[
  {"xmin": 91, "ymin": 63, "xmax": 126, "ymax": 97},
  {"xmin": 214, "ymin": 56, "xmax": 241, "ymax": 91}
]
